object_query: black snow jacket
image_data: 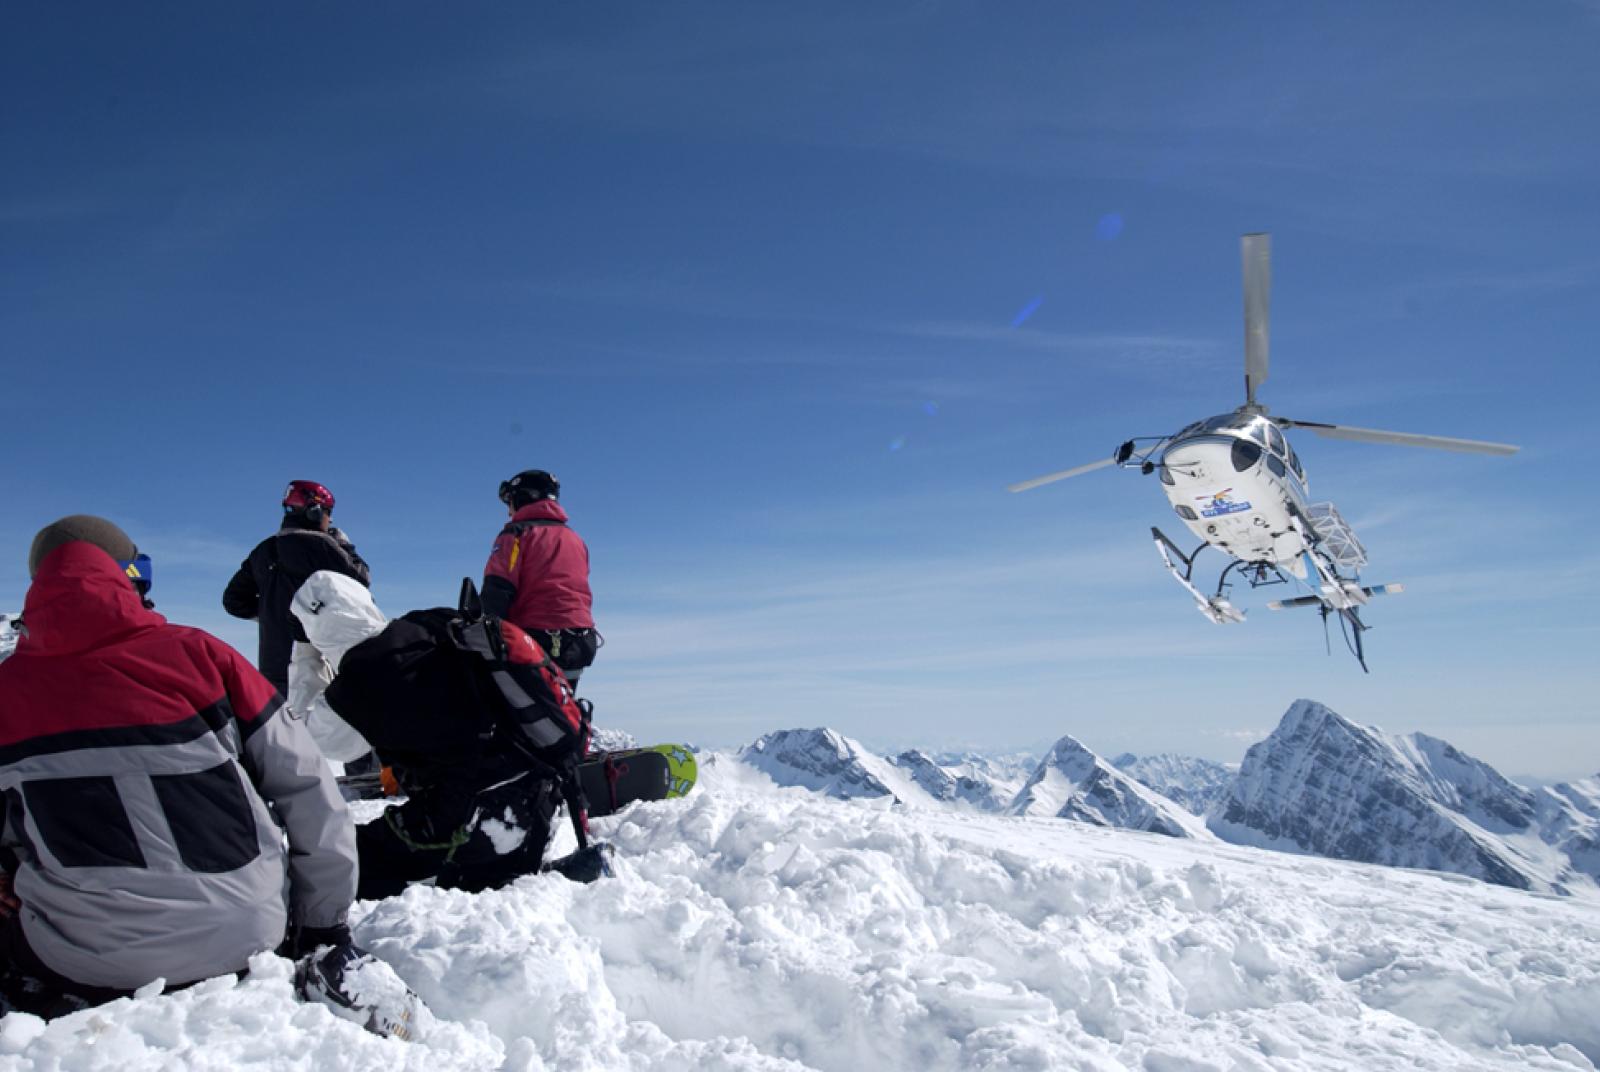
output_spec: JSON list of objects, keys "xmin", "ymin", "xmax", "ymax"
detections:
[{"xmin": 222, "ymin": 520, "xmax": 370, "ymax": 693}]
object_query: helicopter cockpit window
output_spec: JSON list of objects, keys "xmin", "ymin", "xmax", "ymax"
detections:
[
  {"xmin": 1250, "ymin": 421, "xmax": 1269, "ymax": 446},
  {"xmin": 1230, "ymin": 438, "xmax": 1263, "ymax": 472},
  {"xmin": 1175, "ymin": 504, "xmax": 1198, "ymax": 520},
  {"xmin": 1266, "ymin": 423, "xmax": 1286, "ymax": 456},
  {"xmin": 1288, "ymin": 447, "xmax": 1303, "ymax": 480},
  {"xmin": 1266, "ymin": 454, "xmax": 1286, "ymax": 478},
  {"xmin": 1160, "ymin": 465, "xmax": 1176, "ymax": 486}
]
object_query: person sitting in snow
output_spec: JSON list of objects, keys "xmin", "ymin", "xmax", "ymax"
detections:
[
  {"xmin": 288, "ymin": 571, "xmax": 602, "ymax": 900},
  {"xmin": 482, "ymin": 469, "xmax": 600, "ymax": 691},
  {"xmin": 0, "ymin": 516, "xmax": 363, "ymax": 1017}
]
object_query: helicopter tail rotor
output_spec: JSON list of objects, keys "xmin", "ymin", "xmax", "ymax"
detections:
[{"xmin": 1242, "ymin": 232, "xmax": 1271, "ymax": 406}]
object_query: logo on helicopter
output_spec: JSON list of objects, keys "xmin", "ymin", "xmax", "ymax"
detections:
[{"xmin": 1197, "ymin": 489, "xmax": 1252, "ymax": 518}]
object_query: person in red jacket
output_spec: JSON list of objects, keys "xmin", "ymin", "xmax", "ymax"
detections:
[
  {"xmin": 0, "ymin": 516, "xmax": 360, "ymax": 1017},
  {"xmin": 481, "ymin": 470, "xmax": 599, "ymax": 689}
]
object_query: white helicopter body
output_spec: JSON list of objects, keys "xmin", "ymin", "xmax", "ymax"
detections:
[
  {"xmin": 1009, "ymin": 234, "xmax": 1516, "ymax": 669},
  {"xmin": 1158, "ymin": 413, "xmax": 1312, "ymax": 574}
]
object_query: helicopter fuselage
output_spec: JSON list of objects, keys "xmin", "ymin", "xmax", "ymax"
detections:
[{"xmin": 1157, "ymin": 411, "xmax": 1312, "ymax": 576}]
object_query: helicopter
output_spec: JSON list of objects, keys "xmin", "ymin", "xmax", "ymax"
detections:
[{"xmin": 1008, "ymin": 233, "xmax": 1518, "ymax": 670}]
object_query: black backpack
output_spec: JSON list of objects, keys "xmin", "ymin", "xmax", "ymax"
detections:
[
  {"xmin": 446, "ymin": 579, "xmax": 595, "ymax": 850},
  {"xmin": 324, "ymin": 581, "xmax": 595, "ymax": 849}
]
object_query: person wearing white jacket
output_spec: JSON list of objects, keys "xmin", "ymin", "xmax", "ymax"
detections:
[{"xmin": 287, "ymin": 571, "xmax": 388, "ymax": 766}]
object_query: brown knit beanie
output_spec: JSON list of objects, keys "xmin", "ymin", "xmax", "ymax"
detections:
[{"xmin": 28, "ymin": 515, "xmax": 138, "ymax": 578}]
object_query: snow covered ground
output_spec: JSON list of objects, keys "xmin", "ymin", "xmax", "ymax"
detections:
[{"xmin": 4, "ymin": 751, "xmax": 1600, "ymax": 1071}]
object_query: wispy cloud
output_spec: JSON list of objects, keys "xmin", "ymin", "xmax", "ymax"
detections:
[
  {"xmin": 1398, "ymin": 262, "xmax": 1600, "ymax": 303},
  {"xmin": 899, "ymin": 322, "xmax": 1224, "ymax": 371}
]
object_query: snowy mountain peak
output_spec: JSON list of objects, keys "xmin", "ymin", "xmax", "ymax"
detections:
[
  {"xmin": 1011, "ymin": 734, "xmax": 1211, "ymax": 839},
  {"xmin": 1042, "ymin": 733, "xmax": 1099, "ymax": 776},
  {"xmin": 1276, "ymin": 696, "xmax": 1347, "ymax": 737},
  {"xmin": 1401, "ymin": 732, "xmax": 1537, "ymax": 832},
  {"xmin": 1536, "ymin": 774, "xmax": 1600, "ymax": 881},
  {"xmin": 739, "ymin": 727, "xmax": 910, "ymax": 801},
  {"xmin": 1209, "ymin": 700, "xmax": 1590, "ymax": 895},
  {"xmin": 891, "ymin": 749, "xmax": 1020, "ymax": 811}
]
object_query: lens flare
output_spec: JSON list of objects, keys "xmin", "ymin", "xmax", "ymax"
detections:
[{"xmin": 1011, "ymin": 296, "xmax": 1043, "ymax": 327}]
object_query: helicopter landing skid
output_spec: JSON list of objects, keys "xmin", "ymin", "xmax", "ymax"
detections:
[{"xmin": 1151, "ymin": 527, "xmax": 1246, "ymax": 624}]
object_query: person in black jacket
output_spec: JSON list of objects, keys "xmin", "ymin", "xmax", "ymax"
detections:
[{"xmin": 222, "ymin": 481, "xmax": 370, "ymax": 695}]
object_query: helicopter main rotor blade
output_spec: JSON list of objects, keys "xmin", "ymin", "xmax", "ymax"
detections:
[
  {"xmin": 1242, "ymin": 232, "xmax": 1271, "ymax": 406},
  {"xmin": 1007, "ymin": 456, "xmax": 1119, "ymax": 492},
  {"xmin": 1276, "ymin": 418, "xmax": 1519, "ymax": 456}
]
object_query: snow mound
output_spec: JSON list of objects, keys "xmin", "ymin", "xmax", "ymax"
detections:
[{"xmin": 6, "ymin": 745, "xmax": 1600, "ymax": 1069}]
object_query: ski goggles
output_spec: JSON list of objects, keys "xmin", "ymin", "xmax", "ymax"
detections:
[{"xmin": 118, "ymin": 553, "xmax": 153, "ymax": 597}]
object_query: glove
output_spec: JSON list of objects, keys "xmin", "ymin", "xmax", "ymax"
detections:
[
  {"xmin": 286, "ymin": 921, "xmax": 353, "ymax": 959},
  {"xmin": 543, "ymin": 842, "xmax": 615, "ymax": 884}
]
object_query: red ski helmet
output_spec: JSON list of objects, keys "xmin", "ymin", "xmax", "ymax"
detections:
[{"xmin": 283, "ymin": 480, "xmax": 335, "ymax": 519}]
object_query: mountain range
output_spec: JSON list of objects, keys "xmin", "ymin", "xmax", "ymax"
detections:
[
  {"xmin": 6, "ymin": 616, "xmax": 1594, "ymax": 904},
  {"xmin": 738, "ymin": 700, "xmax": 1600, "ymax": 898}
]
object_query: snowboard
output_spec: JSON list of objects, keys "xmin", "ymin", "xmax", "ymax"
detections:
[
  {"xmin": 337, "ymin": 743, "xmax": 699, "ymax": 816},
  {"xmin": 578, "ymin": 744, "xmax": 698, "ymax": 818}
]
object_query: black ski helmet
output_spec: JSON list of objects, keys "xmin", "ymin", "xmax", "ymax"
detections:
[{"xmin": 499, "ymin": 469, "xmax": 561, "ymax": 508}]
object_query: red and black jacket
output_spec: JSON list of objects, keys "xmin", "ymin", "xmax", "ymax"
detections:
[
  {"xmin": 481, "ymin": 500, "xmax": 594, "ymax": 632},
  {"xmin": 0, "ymin": 543, "xmax": 355, "ymax": 991}
]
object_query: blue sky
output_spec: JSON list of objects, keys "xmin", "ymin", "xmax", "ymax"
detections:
[{"xmin": 4, "ymin": 2, "xmax": 1597, "ymax": 777}]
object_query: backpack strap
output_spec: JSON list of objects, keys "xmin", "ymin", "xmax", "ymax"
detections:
[
  {"xmin": 500, "ymin": 518, "xmax": 567, "ymax": 538},
  {"xmin": 448, "ymin": 615, "xmax": 594, "ymax": 852}
]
